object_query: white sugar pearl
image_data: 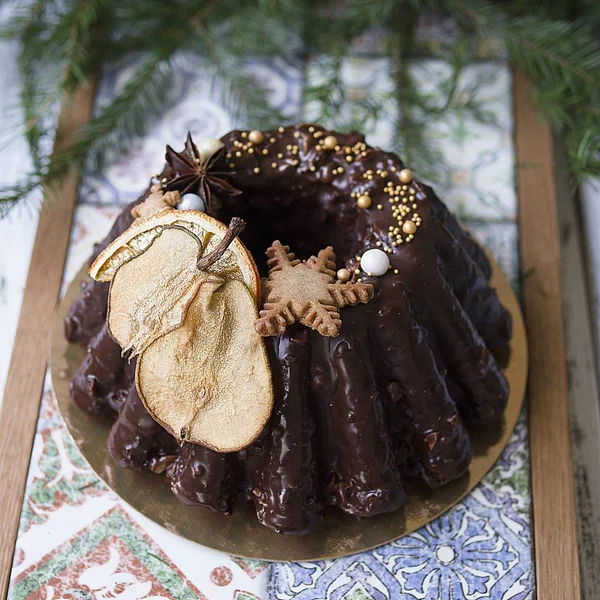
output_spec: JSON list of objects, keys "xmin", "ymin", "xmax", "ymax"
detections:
[
  {"xmin": 360, "ymin": 249, "xmax": 389, "ymax": 277},
  {"xmin": 178, "ymin": 193, "xmax": 206, "ymax": 212},
  {"xmin": 195, "ymin": 137, "xmax": 224, "ymax": 163}
]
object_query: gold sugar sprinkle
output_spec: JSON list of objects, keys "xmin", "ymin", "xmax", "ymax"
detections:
[
  {"xmin": 322, "ymin": 135, "xmax": 338, "ymax": 150},
  {"xmin": 248, "ymin": 130, "xmax": 264, "ymax": 144}
]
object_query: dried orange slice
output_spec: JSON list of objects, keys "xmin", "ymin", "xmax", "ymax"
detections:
[{"xmin": 89, "ymin": 209, "xmax": 260, "ymax": 299}]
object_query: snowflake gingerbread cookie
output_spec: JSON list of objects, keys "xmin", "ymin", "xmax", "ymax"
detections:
[{"xmin": 254, "ymin": 241, "xmax": 374, "ymax": 337}]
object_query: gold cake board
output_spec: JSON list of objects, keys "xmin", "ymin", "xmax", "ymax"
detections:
[{"xmin": 50, "ymin": 256, "xmax": 527, "ymax": 562}]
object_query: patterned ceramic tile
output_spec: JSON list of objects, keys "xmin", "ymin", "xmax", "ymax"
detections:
[
  {"xmin": 17, "ymin": 393, "xmax": 108, "ymax": 537},
  {"xmin": 11, "ymin": 507, "xmax": 208, "ymax": 599},
  {"xmin": 304, "ymin": 56, "xmax": 397, "ymax": 148},
  {"xmin": 269, "ymin": 416, "xmax": 533, "ymax": 600},
  {"xmin": 81, "ymin": 55, "xmax": 303, "ymax": 209},
  {"xmin": 11, "ymin": 393, "xmax": 269, "ymax": 600},
  {"xmin": 305, "ymin": 57, "xmax": 516, "ymax": 222},
  {"xmin": 410, "ymin": 62, "xmax": 516, "ymax": 221}
]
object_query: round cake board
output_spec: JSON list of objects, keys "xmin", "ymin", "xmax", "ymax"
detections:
[{"xmin": 50, "ymin": 256, "xmax": 527, "ymax": 562}]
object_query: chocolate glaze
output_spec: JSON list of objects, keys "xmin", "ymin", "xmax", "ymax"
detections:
[
  {"xmin": 427, "ymin": 191, "xmax": 493, "ymax": 280},
  {"xmin": 310, "ymin": 308, "xmax": 406, "ymax": 515},
  {"xmin": 369, "ymin": 282, "xmax": 472, "ymax": 487},
  {"xmin": 108, "ymin": 382, "xmax": 179, "ymax": 471},
  {"xmin": 432, "ymin": 220, "xmax": 511, "ymax": 351},
  {"xmin": 252, "ymin": 326, "xmax": 321, "ymax": 534},
  {"xmin": 70, "ymin": 324, "xmax": 131, "ymax": 415},
  {"xmin": 66, "ymin": 124, "xmax": 512, "ymax": 534},
  {"xmin": 170, "ymin": 443, "xmax": 238, "ymax": 514},
  {"xmin": 64, "ymin": 198, "xmax": 144, "ymax": 346},
  {"xmin": 64, "ymin": 279, "xmax": 109, "ymax": 346}
]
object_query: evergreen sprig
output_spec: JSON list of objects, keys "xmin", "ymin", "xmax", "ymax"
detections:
[{"xmin": 2, "ymin": 0, "xmax": 600, "ymax": 215}]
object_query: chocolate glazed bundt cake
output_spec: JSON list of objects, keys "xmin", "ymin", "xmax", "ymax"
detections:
[{"xmin": 65, "ymin": 124, "xmax": 512, "ymax": 535}]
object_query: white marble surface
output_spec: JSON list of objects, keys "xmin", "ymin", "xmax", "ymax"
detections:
[{"xmin": 0, "ymin": 30, "xmax": 40, "ymax": 402}]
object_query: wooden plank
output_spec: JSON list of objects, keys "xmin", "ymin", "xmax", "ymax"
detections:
[
  {"xmin": 0, "ymin": 80, "xmax": 96, "ymax": 596},
  {"xmin": 513, "ymin": 71, "xmax": 581, "ymax": 599},
  {"xmin": 555, "ymin": 139, "xmax": 600, "ymax": 600}
]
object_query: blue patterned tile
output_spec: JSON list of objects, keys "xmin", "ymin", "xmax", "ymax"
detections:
[{"xmin": 270, "ymin": 414, "xmax": 533, "ymax": 600}]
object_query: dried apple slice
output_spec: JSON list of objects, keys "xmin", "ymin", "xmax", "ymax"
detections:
[
  {"xmin": 89, "ymin": 209, "xmax": 260, "ymax": 301},
  {"xmin": 136, "ymin": 278, "xmax": 273, "ymax": 452}
]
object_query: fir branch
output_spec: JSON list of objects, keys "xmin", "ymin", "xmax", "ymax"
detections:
[
  {"xmin": 389, "ymin": 3, "xmax": 420, "ymax": 163},
  {"xmin": 188, "ymin": 24, "xmax": 286, "ymax": 128},
  {"xmin": 1, "ymin": 0, "xmax": 225, "ymax": 210},
  {"xmin": 4, "ymin": 0, "xmax": 600, "ymax": 214},
  {"xmin": 447, "ymin": 0, "xmax": 600, "ymax": 179},
  {"xmin": 16, "ymin": 0, "xmax": 56, "ymax": 171},
  {"xmin": 0, "ymin": 177, "xmax": 43, "ymax": 217},
  {"xmin": 23, "ymin": 0, "xmax": 96, "ymax": 137}
]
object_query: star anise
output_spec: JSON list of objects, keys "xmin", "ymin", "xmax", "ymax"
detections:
[{"xmin": 164, "ymin": 132, "xmax": 241, "ymax": 210}]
